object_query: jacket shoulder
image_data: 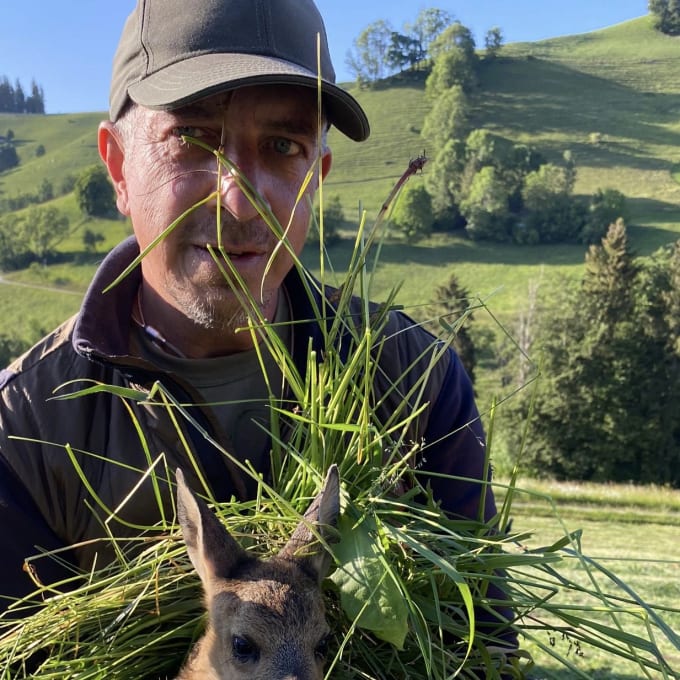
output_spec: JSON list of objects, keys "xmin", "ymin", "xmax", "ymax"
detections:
[{"xmin": 0, "ymin": 315, "xmax": 77, "ymax": 390}]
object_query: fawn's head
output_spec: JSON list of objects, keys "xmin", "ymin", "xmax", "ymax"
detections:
[{"xmin": 175, "ymin": 466, "xmax": 340, "ymax": 680}]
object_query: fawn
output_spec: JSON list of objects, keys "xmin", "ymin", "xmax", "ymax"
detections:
[{"xmin": 174, "ymin": 465, "xmax": 340, "ymax": 680}]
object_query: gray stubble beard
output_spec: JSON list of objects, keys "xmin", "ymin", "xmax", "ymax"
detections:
[{"xmin": 180, "ymin": 284, "xmax": 275, "ymax": 334}]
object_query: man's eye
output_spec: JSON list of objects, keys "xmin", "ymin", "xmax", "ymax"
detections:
[
  {"xmin": 172, "ymin": 126, "xmax": 206, "ymax": 140},
  {"xmin": 272, "ymin": 137, "xmax": 301, "ymax": 156}
]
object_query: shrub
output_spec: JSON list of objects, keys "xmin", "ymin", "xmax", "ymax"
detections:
[
  {"xmin": 0, "ymin": 144, "xmax": 19, "ymax": 173},
  {"xmin": 391, "ymin": 182, "xmax": 434, "ymax": 243},
  {"xmin": 74, "ymin": 165, "xmax": 116, "ymax": 217}
]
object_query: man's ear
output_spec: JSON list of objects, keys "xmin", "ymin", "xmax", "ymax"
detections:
[
  {"xmin": 98, "ymin": 121, "xmax": 130, "ymax": 216},
  {"xmin": 320, "ymin": 148, "xmax": 332, "ymax": 182}
]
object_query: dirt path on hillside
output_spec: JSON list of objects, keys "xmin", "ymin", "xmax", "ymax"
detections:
[{"xmin": 0, "ymin": 275, "xmax": 82, "ymax": 296}]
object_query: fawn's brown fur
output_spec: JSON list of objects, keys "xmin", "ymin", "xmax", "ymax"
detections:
[{"xmin": 174, "ymin": 465, "xmax": 340, "ymax": 680}]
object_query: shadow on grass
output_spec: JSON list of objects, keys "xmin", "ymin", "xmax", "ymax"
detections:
[
  {"xmin": 628, "ymin": 223, "xmax": 680, "ymax": 253},
  {"xmin": 477, "ymin": 56, "xmax": 680, "ymax": 161},
  {"xmin": 307, "ymin": 211, "xmax": 680, "ymax": 274},
  {"xmin": 311, "ymin": 237, "xmax": 589, "ymax": 270},
  {"xmin": 528, "ymin": 667, "xmax": 658, "ymax": 680},
  {"xmin": 628, "ymin": 196, "xmax": 680, "ymax": 223}
]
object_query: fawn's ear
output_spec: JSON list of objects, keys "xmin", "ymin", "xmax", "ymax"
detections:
[
  {"xmin": 279, "ymin": 465, "xmax": 341, "ymax": 583},
  {"xmin": 176, "ymin": 468, "xmax": 246, "ymax": 586}
]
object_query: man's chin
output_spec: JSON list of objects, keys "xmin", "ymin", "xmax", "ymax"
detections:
[{"xmin": 180, "ymin": 292, "xmax": 271, "ymax": 332}]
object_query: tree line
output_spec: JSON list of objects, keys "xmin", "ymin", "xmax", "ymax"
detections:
[
  {"xmin": 346, "ymin": 8, "xmax": 502, "ymax": 87},
  {"xmin": 500, "ymin": 222, "xmax": 680, "ymax": 487},
  {"xmin": 0, "ymin": 76, "xmax": 45, "ymax": 114},
  {"xmin": 421, "ymin": 222, "xmax": 680, "ymax": 488}
]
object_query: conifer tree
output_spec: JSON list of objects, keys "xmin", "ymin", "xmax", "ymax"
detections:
[
  {"xmin": 429, "ymin": 273, "xmax": 477, "ymax": 385},
  {"xmin": 506, "ymin": 221, "xmax": 680, "ymax": 485}
]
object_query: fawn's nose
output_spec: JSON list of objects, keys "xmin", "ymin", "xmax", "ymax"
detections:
[{"xmin": 274, "ymin": 645, "xmax": 319, "ymax": 680}]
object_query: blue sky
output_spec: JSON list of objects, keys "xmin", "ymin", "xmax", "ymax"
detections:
[{"xmin": 1, "ymin": 0, "xmax": 647, "ymax": 115}]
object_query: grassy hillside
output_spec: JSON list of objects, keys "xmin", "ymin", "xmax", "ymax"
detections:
[
  {"xmin": 0, "ymin": 112, "xmax": 102, "ymax": 194},
  {"xmin": 319, "ymin": 18, "xmax": 680, "ymax": 329},
  {"xmin": 2, "ymin": 16, "xmax": 680, "ymax": 399}
]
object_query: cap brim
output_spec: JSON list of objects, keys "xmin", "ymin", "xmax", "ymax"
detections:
[{"xmin": 127, "ymin": 53, "xmax": 370, "ymax": 142}]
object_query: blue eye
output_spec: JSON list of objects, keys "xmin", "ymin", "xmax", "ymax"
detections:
[
  {"xmin": 273, "ymin": 138, "xmax": 300, "ymax": 156},
  {"xmin": 172, "ymin": 126, "xmax": 202, "ymax": 139}
]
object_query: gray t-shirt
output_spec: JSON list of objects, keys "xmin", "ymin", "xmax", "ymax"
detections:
[{"xmin": 133, "ymin": 293, "xmax": 291, "ymax": 472}]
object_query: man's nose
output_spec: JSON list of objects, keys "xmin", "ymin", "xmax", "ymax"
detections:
[{"xmin": 215, "ymin": 161, "xmax": 266, "ymax": 223}]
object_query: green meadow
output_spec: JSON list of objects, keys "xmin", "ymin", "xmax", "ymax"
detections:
[
  {"xmin": 507, "ymin": 480, "xmax": 680, "ymax": 677},
  {"xmin": 1, "ymin": 15, "xmax": 680, "ymax": 677}
]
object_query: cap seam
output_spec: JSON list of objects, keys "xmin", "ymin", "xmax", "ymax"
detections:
[
  {"xmin": 140, "ymin": 0, "xmax": 153, "ymax": 77},
  {"xmin": 256, "ymin": 0, "xmax": 268, "ymax": 51}
]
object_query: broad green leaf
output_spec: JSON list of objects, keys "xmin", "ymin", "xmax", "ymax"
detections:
[{"xmin": 330, "ymin": 510, "xmax": 409, "ymax": 649}]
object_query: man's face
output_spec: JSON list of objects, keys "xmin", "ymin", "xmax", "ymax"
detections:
[{"xmin": 100, "ymin": 85, "xmax": 331, "ymax": 354}]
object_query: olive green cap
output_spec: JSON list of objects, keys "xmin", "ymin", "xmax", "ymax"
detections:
[{"xmin": 109, "ymin": 0, "xmax": 370, "ymax": 141}]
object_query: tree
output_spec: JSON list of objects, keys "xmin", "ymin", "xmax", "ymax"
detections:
[
  {"xmin": 649, "ymin": 0, "xmax": 680, "ymax": 34},
  {"xmin": 385, "ymin": 32, "xmax": 423, "ymax": 73},
  {"xmin": 425, "ymin": 138, "xmax": 465, "ymax": 226},
  {"xmin": 83, "ymin": 228, "xmax": 106, "ymax": 253},
  {"xmin": 391, "ymin": 182, "xmax": 433, "ymax": 243},
  {"xmin": 0, "ymin": 76, "xmax": 45, "ymax": 113},
  {"xmin": 460, "ymin": 166, "xmax": 513, "ymax": 241},
  {"xmin": 429, "ymin": 21, "xmax": 476, "ymax": 61},
  {"xmin": 0, "ymin": 77, "xmax": 12, "ymax": 112},
  {"xmin": 407, "ymin": 8, "xmax": 454, "ymax": 63},
  {"xmin": 346, "ymin": 20, "xmax": 394, "ymax": 84},
  {"xmin": 663, "ymin": 240, "xmax": 680, "ymax": 357},
  {"xmin": 309, "ymin": 194, "xmax": 344, "ymax": 246},
  {"xmin": 581, "ymin": 188, "xmax": 629, "ymax": 244},
  {"xmin": 36, "ymin": 178, "xmax": 54, "ymax": 203},
  {"xmin": 505, "ymin": 222, "xmax": 680, "ymax": 485},
  {"xmin": 421, "ymin": 84, "xmax": 469, "ymax": 149},
  {"xmin": 22, "ymin": 206, "xmax": 70, "ymax": 260},
  {"xmin": 0, "ymin": 213, "xmax": 30, "ymax": 269},
  {"xmin": 75, "ymin": 164, "xmax": 117, "ymax": 217},
  {"xmin": 14, "ymin": 79, "xmax": 25, "ymax": 113},
  {"xmin": 429, "ymin": 273, "xmax": 477, "ymax": 385},
  {"xmin": 59, "ymin": 173, "xmax": 77, "ymax": 196},
  {"xmin": 582, "ymin": 219, "xmax": 638, "ymax": 321},
  {"xmin": 484, "ymin": 27, "xmax": 503, "ymax": 59},
  {"xmin": 426, "ymin": 23, "xmax": 478, "ymax": 97},
  {"xmin": 519, "ymin": 163, "xmax": 584, "ymax": 244},
  {"xmin": 0, "ymin": 143, "xmax": 19, "ymax": 173},
  {"xmin": 25, "ymin": 79, "xmax": 45, "ymax": 114}
]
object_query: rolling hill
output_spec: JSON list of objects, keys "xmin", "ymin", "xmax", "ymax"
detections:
[{"xmin": 1, "ymin": 15, "xmax": 680, "ymax": 396}]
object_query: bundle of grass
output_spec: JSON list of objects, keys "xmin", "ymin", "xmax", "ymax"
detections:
[{"xmin": 1, "ymin": 144, "xmax": 679, "ymax": 679}]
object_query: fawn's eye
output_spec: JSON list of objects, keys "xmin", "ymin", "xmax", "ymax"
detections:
[
  {"xmin": 232, "ymin": 635, "xmax": 259, "ymax": 663},
  {"xmin": 314, "ymin": 634, "xmax": 330, "ymax": 661}
]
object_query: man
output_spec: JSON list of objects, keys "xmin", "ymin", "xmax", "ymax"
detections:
[{"xmin": 0, "ymin": 0, "xmax": 508, "ymax": 643}]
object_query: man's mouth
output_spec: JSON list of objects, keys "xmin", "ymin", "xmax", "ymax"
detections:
[{"xmin": 194, "ymin": 243, "xmax": 267, "ymax": 264}]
